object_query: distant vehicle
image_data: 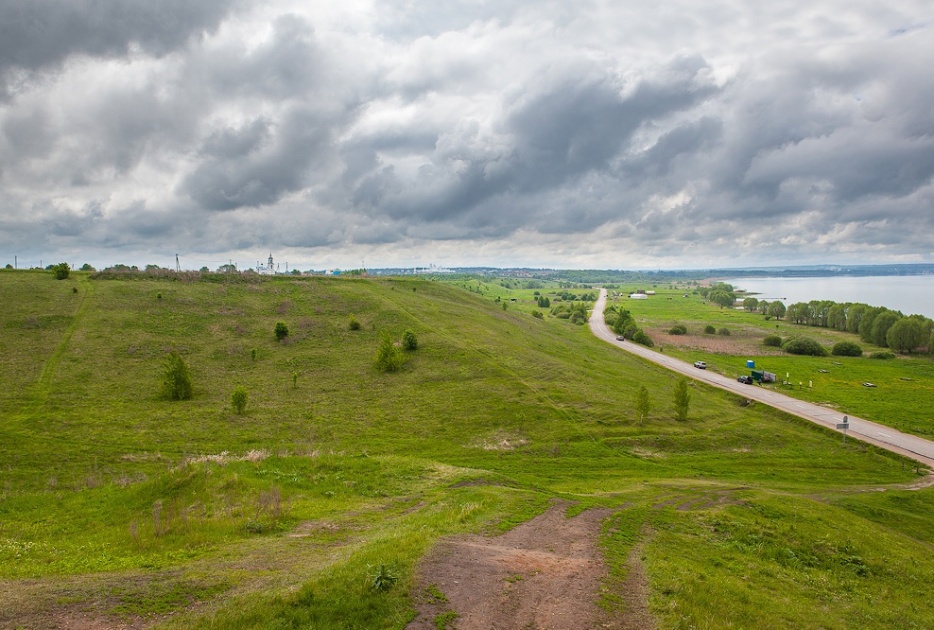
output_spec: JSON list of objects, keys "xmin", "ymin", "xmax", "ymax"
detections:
[
  {"xmin": 694, "ymin": 361, "xmax": 707, "ymax": 369},
  {"xmin": 616, "ymin": 335, "xmax": 625, "ymax": 341},
  {"xmin": 737, "ymin": 375, "xmax": 753, "ymax": 384}
]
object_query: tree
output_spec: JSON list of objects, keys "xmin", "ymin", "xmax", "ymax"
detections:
[
  {"xmin": 274, "ymin": 321, "xmax": 289, "ymax": 341},
  {"xmin": 636, "ymin": 385, "xmax": 650, "ymax": 425},
  {"xmin": 870, "ymin": 311, "xmax": 901, "ymax": 347},
  {"xmin": 709, "ymin": 290, "xmax": 736, "ymax": 309},
  {"xmin": 402, "ymin": 330, "xmax": 418, "ymax": 351},
  {"xmin": 673, "ymin": 379, "xmax": 690, "ymax": 421},
  {"xmin": 161, "ymin": 352, "xmax": 192, "ymax": 400},
  {"xmin": 742, "ymin": 297, "xmax": 759, "ymax": 312},
  {"xmin": 886, "ymin": 317, "xmax": 923, "ymax": 353},
  {"xmin": 53, "ymin": 262, "xmax": 70, "ymax": 280},
  {"xmin": 231, "ymin": 386, "xmax": 248, "ymax": 414},
  {"xmin": 858, "ymin": 307, "xmax": 884, "ymax": 343},
  {"xmin": 80, "ymin": 263, "xmax": 95, "ymax": 272},
  {"xmin": 375, "ymin": 334, "xmax": 405, "ymax": 372},
  {"xmin": 766, "ymin": 301, "xmax": 786, "ymax": 320}
]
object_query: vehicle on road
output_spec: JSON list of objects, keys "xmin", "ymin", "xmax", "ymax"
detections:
[
  {"xmin": 737, "ymin": 375, "xmax": 753, "ymax": 384},
  {"xmin": 615, "ymin": 335, "xmax": 625, "ymax": 341},
  {"xmin": 693, "ymin": 361, "xmax": 707, "ymax": 369}
]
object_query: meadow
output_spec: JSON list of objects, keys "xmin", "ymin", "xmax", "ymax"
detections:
[{"xmin": 1, "ymin": 269, "xmax": 933, "ymax": 628}]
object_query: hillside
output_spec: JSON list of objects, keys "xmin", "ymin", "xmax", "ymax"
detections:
[{"xmin": 1, "ymin": 270, "xmax": 934, "ymax": 628}]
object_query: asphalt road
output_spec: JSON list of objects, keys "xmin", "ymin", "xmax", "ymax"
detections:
[{"xmin": 590, "ymin": 289, "xmax": 934, "ymax": 468}]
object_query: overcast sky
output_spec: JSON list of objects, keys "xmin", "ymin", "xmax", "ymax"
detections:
[{"xmin": 1, "ymin": 1, "xmax": 933, "ymax": 271}]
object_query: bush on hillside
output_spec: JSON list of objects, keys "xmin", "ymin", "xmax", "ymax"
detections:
[
  {"xmin": 831, "ymin": 341, "xmax": 863, "ymax": 357},
  {"xmin": 231, "ymin": 386, "xmax": 248, "ymax": 414},
  {"xmin": 162, "ymin": 352, "xmax": 193, "ymax": 400},
  {"xmin": 668, "ymin": 325, "xmax": 687, "ymax": 335},
  {"xmin": 763, "ymin": 335, "xmax": 782, "ymax": 347},
  {"xmin": 717, "ymin": 328, "xmax": 731, "ymax": 336},
  {"xmin": 869, "ymin": 351, "xmax": 895, "ymax": 360},
  {"xmin": 53, "ymin": 262, "xmax": 70, "ymax": 280},
  {"xmin": 402, "ymin": 330, "xmax": 418, "ymax": 351},
  {"xmin": 348, "ymin": 315, "xmax": 361, "ymax": 331},
  {"xmin": 274, "ymin": 321, "xmax": 289, "ymax": 341},
  {"xmin": 704, "ymin": 325, "xmax": 716, "ymax": 334},
  {"xmin": 376, "ymin": 334, "xmax": 405, "ymax": 372},
  {"xmin": 782, "ymin": 336, "xmax": 828, "ymax": 357}
]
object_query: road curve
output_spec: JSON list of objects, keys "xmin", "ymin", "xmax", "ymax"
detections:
[{"xmin": 590, "ymin": 289, "xmax": 934, "ymax": 468}]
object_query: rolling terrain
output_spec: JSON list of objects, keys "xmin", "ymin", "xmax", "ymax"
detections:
[{"xmin": 2, "ymin": 270, "xmax": 934, "ymax": 628}]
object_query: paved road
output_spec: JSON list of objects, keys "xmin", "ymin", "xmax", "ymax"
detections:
[{"xmin": 590, "ymin": 289, "xmax": 934, "ymax": 468}]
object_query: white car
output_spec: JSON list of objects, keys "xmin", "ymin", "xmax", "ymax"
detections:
[{"xmin": 693, "ymin": 361, "xmax": 707, "ymax": 369}]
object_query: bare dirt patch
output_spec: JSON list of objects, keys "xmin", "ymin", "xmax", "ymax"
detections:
[{"xmin": 407, "ymin": 500, "xmax": 642, "ymax": 630}]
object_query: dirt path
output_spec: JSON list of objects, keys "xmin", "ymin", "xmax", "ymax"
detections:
[{"xmin": 407, "ymin": 501, "xmax": 642, "ymax": 630}]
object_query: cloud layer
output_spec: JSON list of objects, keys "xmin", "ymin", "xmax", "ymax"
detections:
[{"xmin": 1, "ymin": 0, "xmax": 932, "ymax": 269}]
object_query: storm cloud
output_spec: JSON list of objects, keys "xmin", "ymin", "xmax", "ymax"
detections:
[{"xmin": 1, "ymin": 0, "xmax": 932, "ymax": 269}]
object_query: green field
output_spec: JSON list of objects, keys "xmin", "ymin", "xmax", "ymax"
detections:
[{"xmin": 2, "ymin": 269, "xmax": 934, "ymax": 628}]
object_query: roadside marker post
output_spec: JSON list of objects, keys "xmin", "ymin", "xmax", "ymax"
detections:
[{"xmin": 836, "ymin": 416, "xmax": 849, "ymax": 443}]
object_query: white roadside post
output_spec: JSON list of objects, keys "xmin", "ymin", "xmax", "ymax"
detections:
[{"xmin": 836, "ymin": 416, "xmax": 849, "ymax": 443}]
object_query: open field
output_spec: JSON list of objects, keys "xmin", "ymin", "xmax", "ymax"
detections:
[
  {"xmin": 2, "ymin": 270, "xmax": 934, "ymax": 628},
  {"xmin": 489, "ymin": 279, "xmax": 934, "ymax": 438}
]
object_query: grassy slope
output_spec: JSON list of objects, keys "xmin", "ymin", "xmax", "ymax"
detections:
[{"xmin": 0, "ymin": 270, "xmax": 933, "ymax": 629}]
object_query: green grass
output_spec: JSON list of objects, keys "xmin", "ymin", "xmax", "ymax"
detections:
[{"xmin": 1, "ymin": 270, "xmax": 933, "ymax": 628}]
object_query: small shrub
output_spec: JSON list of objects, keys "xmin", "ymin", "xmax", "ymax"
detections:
[
  {"xmin": 532, "ymin": 310, "xmax": 543, "ymax": 319},
  {"xmin": 274, "ymin": 321, "xmax": 289, "ymax": 341},
  {"xmin": 763, "ymin": 335, "xmax": 782, "ymax": 347},
  {"xmin": 161, "ymin": 352, "xmax": 192, "ymax": 400},
  {"xmin": 402, "ymin": 330, "xmax": 418, "ymax": 351},
  {"xmin": 704, "ymin": 325, "xmax": 716, "ymax": 334},
  {"xmin": 251, "ymin": 348, "xmax": 257, "ymax": 361},
  {"xmin": 717, "ymin": 327, "xmax": 731, "ymax": 336},
  {"xmin": 72, "ymin": 286, "xmax": 78, "ymax": 294},
  {"xmin": 832, "ymin": 341, "xmax": 863, "ymax": 357},
  {"xmin": 782, "ymin": 336, "xmax": 828, "ymax": 357},
  {"xmin": 668, "ymin": 325, "xmax": 687, "ymax": 335},
  {"xmin": 869, "ymin": 351, "xmax": 896, "ymax": 360},
  {"xmin": 348, "ymin": 315, "xmax": 361, "ymax": 331},
  {"xmin": 369, "ymin": 564, "xmax": 399, "ymax": 592},
  {"xmin": 157, "ymin": 292, "xmax": 162, "ymax": 300},
  {"xmin": 231, "ymin": 386, "xmax": 248, "ymax": 414}
]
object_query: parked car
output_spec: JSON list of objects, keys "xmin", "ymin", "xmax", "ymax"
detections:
[
  {"xmin": 693, "ymin": 361, "xmax": 707, "ymax": 369},
  {"xmin": 737, "ymin": 375, "xmax": 753, "ymax": 384}
]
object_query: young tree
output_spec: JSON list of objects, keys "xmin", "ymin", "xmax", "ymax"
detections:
[
  {"xmin": 766, "ymin": 301, "xmax": 786, "ymax": 320},
  {"xmin": 274, "ymin": 321, "xmax": 289, "ymax": 341},
  {"xmin": 375, "ymin": 334, "xmax": 405, "ymax": 372},
  {"xmin": 636, "ymin": 385, "xmax": 651, "ymax": 425},
  {"xmin": 162, "ymin": 352, "xmax": 192, "ymax": 400},
  {"xmin": 231, "ymin": 386, "xmax": 248, "ymax": 414},
  {"xmin": 402, "ymin": 330, "xmax": 418, "ymax": 351},
  {"xmin": 673, "ymin": 378, "xmax": 690, "ymax": 421},
  {"xmin": 887, "ymin": 317, "xmax": 923, "ymax": 353}
]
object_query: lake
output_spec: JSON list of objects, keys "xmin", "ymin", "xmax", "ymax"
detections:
[{"xmin": 723, "ymin": 275, "xmax": 934, "ymax": 319}]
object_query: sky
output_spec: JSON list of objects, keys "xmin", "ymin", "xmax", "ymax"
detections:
[{"xmin": 1, "ymin": 1, "xmax": 933, "ymax": 272}]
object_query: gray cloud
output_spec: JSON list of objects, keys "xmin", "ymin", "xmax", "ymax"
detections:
[{"xmin": 0, "ymin": 1, "xmax": 932, "ymax": 269}]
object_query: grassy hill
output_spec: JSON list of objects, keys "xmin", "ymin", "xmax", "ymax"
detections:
[{"xmin": 2, "ymin": 269, "xmax": 933, "ymax": 628}]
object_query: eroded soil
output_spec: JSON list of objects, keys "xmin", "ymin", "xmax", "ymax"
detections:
[{"xmin": 407, "ymin": 500, "xmax": 648, "ymax": 630}]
